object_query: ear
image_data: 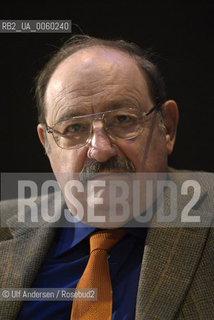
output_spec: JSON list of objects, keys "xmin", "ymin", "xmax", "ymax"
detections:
[
  {"xmin": 37, "ymin": 123, "xmax": 46, "ymax": 149},
  {"xmin": 162, "ymin": 100, "xmax": 179, "ymax": 155}
]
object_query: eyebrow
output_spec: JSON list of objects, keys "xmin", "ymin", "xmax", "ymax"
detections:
[
  {"xmin": 55, "ymin": 99, "xmax": 142, "ymax": 124},
  {"xmin": 56, "ymin": 110, "xmax": 85, "ymax": 123}
]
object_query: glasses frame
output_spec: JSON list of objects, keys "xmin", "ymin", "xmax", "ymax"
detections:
[{"xmin": 45, "ymin": 104, "xmax": 161, "ymax": 150}]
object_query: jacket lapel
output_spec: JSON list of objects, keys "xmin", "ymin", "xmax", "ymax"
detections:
[
  {"xmin": 0, "ymin": 227, "xmax": 56, "ymax": 320},
  {"xmin": 135, "ymin": 172, "xmax": 212, "ymax": 320},
  {"xmin": 135, "ymin": 226, "xmax": 209, "ymax": 319},
  {"xmin": 0, "ymin": 194, "xmax": 61, "ymax": 320}
]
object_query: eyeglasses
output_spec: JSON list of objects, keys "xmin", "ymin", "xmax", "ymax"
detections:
[{"xmin": 45, "ymin": 105, "xmax": 160, "ymax": 150}]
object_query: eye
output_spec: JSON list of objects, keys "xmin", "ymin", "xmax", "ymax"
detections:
[
  {"xmin": 67, "ymin": 123, "xmax": 82, "ymax": 133},
  {"xmin": 116, "ymin": 115, "xmax": 131, "ymax": 123}
]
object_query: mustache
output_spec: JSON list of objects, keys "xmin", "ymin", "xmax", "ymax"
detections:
[{"xmin": 79, "ymin": 157, "xmax": 136, "ymax": 183}]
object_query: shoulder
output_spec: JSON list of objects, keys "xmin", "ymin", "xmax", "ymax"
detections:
[
  {"xmin": 166, "ymin": 167, "xmax": 214, "ymax": 228},
  {"xmin": 168, "ymin": 166, "xmax": 214, "ymax": 192},
  {"xmin": 0, "ymin": 192, "xmax": 65, "ymax": 240}
]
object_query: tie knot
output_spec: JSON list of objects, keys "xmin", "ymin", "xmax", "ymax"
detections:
[{"xmin": 89, "ymin": 229, "xmax": 126, "ymax": 253}]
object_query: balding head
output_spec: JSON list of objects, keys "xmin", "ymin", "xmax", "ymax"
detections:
[
  {"xmin": 45, "ymin": 46, "xmax": 153, "ymax": 126},
  {"xmin": 35, "ymin": 35, "xmax": 167, "ymax": 124}
]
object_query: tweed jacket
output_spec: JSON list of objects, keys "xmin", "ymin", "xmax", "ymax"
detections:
[{"xmin": 0, "ymin": 171, "xmax": 213, "ymax": 320}]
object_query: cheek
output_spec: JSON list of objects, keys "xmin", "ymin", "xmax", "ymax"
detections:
[
  {"xmin": 48, "ymin": 145, "xmax": 88, "ymax": 173},
  {"xmin": 117, "ymin": 139, "xmax": 146, "ymax": 171},
  {"xmin": 141, "ymin": 128, "xmax": 168, "ymax": 171},
  {"xmin": 119, "ymin": 128, "xmax": 168, "ymax": 172}
]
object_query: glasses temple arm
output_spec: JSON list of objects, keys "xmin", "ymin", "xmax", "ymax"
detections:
[{"xmin": 145, "ymin": 103, "xmax": 162, "ymax": 116}]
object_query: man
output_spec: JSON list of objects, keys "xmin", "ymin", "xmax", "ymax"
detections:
[{"xmin": 0, "ymin": 35, "xmax": 213, "ymax": 319}]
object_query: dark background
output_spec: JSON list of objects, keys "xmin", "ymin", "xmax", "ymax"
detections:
[{"xmin": 1, "ymin": 0, "xmax": 214, "ymax": 173}]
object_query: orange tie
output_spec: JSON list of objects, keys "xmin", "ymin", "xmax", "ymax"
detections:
[{"xmin": 70, "ymin": 229, "xmax": 126, "ymax": 320}]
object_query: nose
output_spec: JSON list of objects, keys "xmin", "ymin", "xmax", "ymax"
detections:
[{"xmin": 87, "ymin": 120, "xmax": 118, "ymax": 162}]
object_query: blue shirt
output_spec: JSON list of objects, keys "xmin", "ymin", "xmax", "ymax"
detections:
[{"xmin": 17, "ymin": 224, "xmax": 147, "ymax": 320}]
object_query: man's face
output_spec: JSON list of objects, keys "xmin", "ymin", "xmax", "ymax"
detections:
[{"xmin": 38, "ymin": 46, "xmax": 177, "ymax": 175}]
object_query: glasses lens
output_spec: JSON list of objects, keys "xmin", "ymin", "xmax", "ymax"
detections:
[
  {"xmin": 104, "ymin": 109, "xmax": 143, "ymax": 139},
  {"xmin": 51, "ymin": 108, "xmax": 144, "ymax": 149},
  {"xmin": 53, "ymin": 117, "xmax": 91, "ymax": 149}
]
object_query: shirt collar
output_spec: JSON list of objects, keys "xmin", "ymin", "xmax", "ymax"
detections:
[{"xmin": 54, "ymin": 219, "xmax": 147, "ymax": 257}]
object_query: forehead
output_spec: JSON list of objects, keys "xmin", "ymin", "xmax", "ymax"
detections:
[{"xmin": 45, "ymin": 46, "xmax": 152, "ymax": 124}]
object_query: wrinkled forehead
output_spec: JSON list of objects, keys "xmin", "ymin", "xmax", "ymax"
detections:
[{"xmin": 45, "ymin": 46, "xmax": 152, "ymax": 123}]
